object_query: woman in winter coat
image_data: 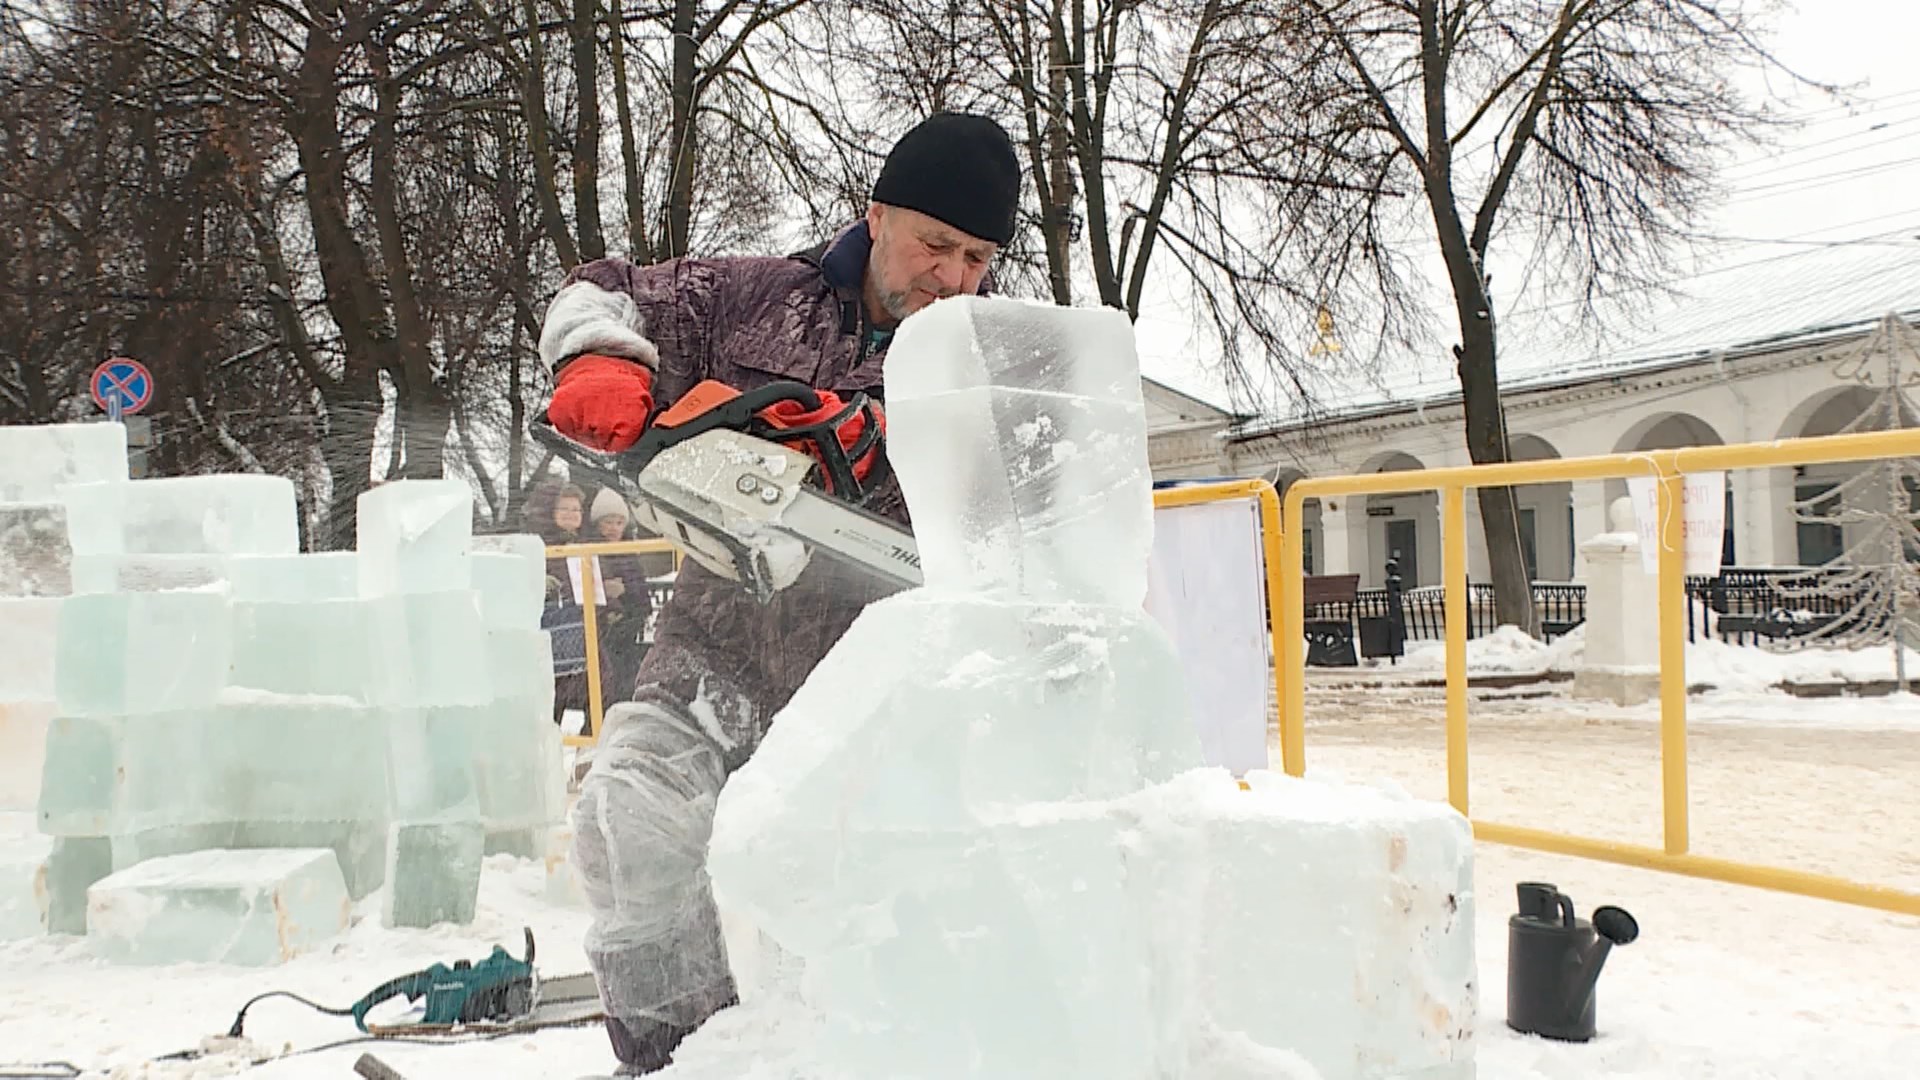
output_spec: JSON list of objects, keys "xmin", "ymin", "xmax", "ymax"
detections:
[{"xmin": 588, "ymin": 488, "xmax": 654, "ymax": 701}]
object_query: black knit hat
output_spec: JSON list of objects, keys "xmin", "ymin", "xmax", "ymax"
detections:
[{"xmin": 872, "ymin": 112, "xmax": 1022, "ymax": 245}]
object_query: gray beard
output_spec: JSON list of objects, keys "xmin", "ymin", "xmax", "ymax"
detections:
[{"xmin": 880, "ymin": 288, "xmax": 916, "ymax": 322}]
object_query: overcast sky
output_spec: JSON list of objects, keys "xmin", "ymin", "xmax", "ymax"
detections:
[{"xmin": 1132, "ymin": 0, "xmax": 1920, "ymax": 413}]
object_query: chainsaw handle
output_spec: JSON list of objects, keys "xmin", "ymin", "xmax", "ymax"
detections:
[
  {"xmin": 350, "ymin": 971, "xmax": 436, "ymax": 1033},
  {"xmin": 530, "ymin": 379, "xmax": 824, "ymax": 480}
]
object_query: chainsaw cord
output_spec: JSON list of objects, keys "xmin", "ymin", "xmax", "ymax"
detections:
[{"xmin": 224, "ymin": 989, "xmax": 357, "ymax": 1038}]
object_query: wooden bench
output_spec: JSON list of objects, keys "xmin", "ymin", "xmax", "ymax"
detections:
[{"xmin": 1302, "ymin": 573, "xmax": 1362, "ymax": 667}]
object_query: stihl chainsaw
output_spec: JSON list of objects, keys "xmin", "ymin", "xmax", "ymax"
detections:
[{"xmin": 530, "ymin": 379, "xmax": 922, "ymax": 602}]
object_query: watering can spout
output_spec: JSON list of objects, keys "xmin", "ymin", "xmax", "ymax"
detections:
[{"xmin": 1560, "ymin": 905, "xmax": 1639, "ymax": 1024}]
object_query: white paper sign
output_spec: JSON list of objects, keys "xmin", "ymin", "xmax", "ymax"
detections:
[
  {"xmin": 1625, "ymin": 472, "xmax": 1726, "ymax": 576},
  {"xmin": 1144, "ymin": 499, "xmax": 1271, "ymax": 776},
  {"xmin": 567, "ymin": 555, "xmax": 608, "ymax": 606}
]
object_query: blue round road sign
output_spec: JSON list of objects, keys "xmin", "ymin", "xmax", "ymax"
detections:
[{"xmin": 91, "ymin": 358, "xmax": 154, "ymax": 416}]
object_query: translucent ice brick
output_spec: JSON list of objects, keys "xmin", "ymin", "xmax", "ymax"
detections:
[
  {"xmin": 383, "ymin": 705, "xmax": 483, "ymax": 822},
  {"xmin": 86, "ymin": 848, "xmax": 351, "ymax": 965},
  {"xmin": 471, "ymin": 551, "xmax": 546, "ymax": 630},
  {"xmin": 0, "ymin": 423, "xmax": 127, "ymax": 503},
  {"xmin": 0, "ymin": 821, "xmax": 50, "ymax": 940},
  {"xmin": 371, "ymin": 592, "xmax": 492, "ymax": 706},
  {"xmin": 885, "ymin": 297, "xmax": 1153, "ymax": 607},
  {"xmin": 228, "ymin": 599, "xmax": 396, "ymax": 703},
  {"xmin": 1154, "ymin": 770, "xmax": 1477, "ymax": 1080},
  {"xmin": 53, "ymin": 591, "xmax": 232, "ymax": 716},
  {"xmin": 0, "ymin": 700, "xmax": 54, "ymax": 811},
  {"xmin": 357, "ymin": 480, "xmax": 474, "ymax": 596},
  {"xmin": 0, "ymin": 596, "xmax": 61, "ymax": 699},
  {"xmin": 60, "ymin": 475, "xmax": 298, "ymax": 557},
  {"xmin": 69, "ymin": 553, "xmax": 230, "ymax": 594},
  {"xmin": 0, "ymin": 503, "xmax": 72, "ymax": 597},
  {"xmin": 382, "ymin": 820, "xmax": 483, "ymax": 929},
  {"xmin": 42, "ymin": 836, "xmax": 111, "ymax": 933},
  {"xmin": 227, "ymin": 553, "xmax": 361, "ymax": 602}
]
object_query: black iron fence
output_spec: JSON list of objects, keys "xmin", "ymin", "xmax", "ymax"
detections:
[{"xmin": 1681, "ymin": 566, "xmax": 1866, "ymax": 647}]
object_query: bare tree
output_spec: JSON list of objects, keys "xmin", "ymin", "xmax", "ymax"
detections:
[
  {"xmin": 1289, "ymin": 0, "xmax": 1798, "ymax": 631},
  {"xmin": 784, "ymin": 0, "xmax": 1393, "ymax": 400}
]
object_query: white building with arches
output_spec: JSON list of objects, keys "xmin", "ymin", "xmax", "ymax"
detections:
[{"xmin": 1145, "ymin": 243, "xmax": 1920, "ymax": 589}]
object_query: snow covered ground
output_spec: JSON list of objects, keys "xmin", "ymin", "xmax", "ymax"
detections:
[{"xmin": 3, "ymin": 676, "xmax": 1916, "ymax": 1079}]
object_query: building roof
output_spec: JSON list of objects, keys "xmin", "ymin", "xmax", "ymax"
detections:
[{"xmin": 1230, "ymin": 239, "xmax": 1920, "ymax": 441}]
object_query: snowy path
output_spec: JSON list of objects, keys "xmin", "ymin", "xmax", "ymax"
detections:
[{"xmin": 3, "ymin": 685, "xmax": 1916, "ymax": 1079}]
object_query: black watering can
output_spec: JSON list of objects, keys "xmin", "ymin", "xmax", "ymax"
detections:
[{"xmin": 1506, "ymin": 882, "xmax": 1639, "ymax": 1042}]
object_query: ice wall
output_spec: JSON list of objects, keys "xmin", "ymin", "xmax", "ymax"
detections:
[
  {"xmin": 698, "ymin": 297, "xmax": 1476, "ymax": 1080},
  {"xmin": 0, "ymin": 422, "xmax": 564, "ymax": 951}
]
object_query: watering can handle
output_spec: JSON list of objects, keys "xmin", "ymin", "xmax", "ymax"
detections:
[{"xmin": 1556, "ymin": 894, "xmax": 1577, "ymax": 927}]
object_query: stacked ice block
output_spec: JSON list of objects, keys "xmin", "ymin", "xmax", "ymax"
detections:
[
  {"xmin": 1, "ymin": 422, "xmax": 563, "ymax": 957},
  {"xmin": 0, "ymin": 424, "xmax": 126, "ymax": 940}
]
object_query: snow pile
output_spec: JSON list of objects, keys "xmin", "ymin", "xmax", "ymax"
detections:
[
  {"xmin": 1684, "ymin": 638, "xmax": 1920, "ymax": 691},
  {"xmin": 700, "ymin": 298, "xmax": 1477, "ymax": 1080},
  {"xmin": 1398, "ymin": 624, "xmax": 1582, "ymax": 675}
]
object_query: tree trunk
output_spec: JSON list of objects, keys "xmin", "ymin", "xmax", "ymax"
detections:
[
  {"xmin": 370, "ymin": 42, "xmax": 447, "ymax": 479},
  {"xmin": 1042, "ymin": 23, "xmax": 1075, "ymax": 304},
  {"xmin": 1440, "ymin": 240, "xmax": 1535, "ymax": 634},
  {"xmin": 570, "ymin": 0, "xmax": 607, "ymax": 262},
  {"xmin": 606, "ymin": 0, "xmax": 652, "ymax": 262},
  {"xmin": 663, "ymin": 0, "xmax": 699, "ymax": 258},
  {"xmin": 1417, "ymin": 0, "xmax": 1535, "ymax": 634},
  {"xmin": 291, "ymin": 17, "xmax": 395, "ymax": 546},
  {"xmin": 521, "ymin": 0, "xmax": 581, "ymax": 269}
]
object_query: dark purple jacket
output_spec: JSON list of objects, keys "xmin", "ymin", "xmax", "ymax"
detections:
[{"xmin": 555, "ymin": 222, "xmax": 941, "ymax": 759}]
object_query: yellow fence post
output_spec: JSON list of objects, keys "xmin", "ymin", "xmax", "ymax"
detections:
[
  {"xmin": 1442, "ymin": 485, "xmax": 1470, "ymax": 817},
  {"xmin": 578, "ymin": 555, "xmax": 605, "ymax": 743},
  {"xmin": 1655, "ymin": 466, "xmax": 1691, "ymax": 856},
  {"xmin": 1280, "ymin": 487, "xmax": 1310, "ymax": 777}
]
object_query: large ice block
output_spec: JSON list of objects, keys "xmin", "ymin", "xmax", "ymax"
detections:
[
  {"xmin": 0, "ymin": 503, "xmax": 72, "ymax": 596},
  {"xmin": 382, "ymin": 821, "xmax": 483, "ymax": 929},
  {"xmin": 0, "ymin": 820, "xmax": 50, "ymax": 940},
  {"xmin": 86, "ymin": 848, "xmax": 352, "ymax": 965},
  {"xmin": 0, "ymin": 700, "xmax": 54, "ymax": 810},
  {"xmin": 53, "ymin": 590, "xmax": 232, "ymax": 716},
  {"xmin": 228, "ymin": 598, "xmax": 397, "ymax": 702},
  {"xmin": 0, "ymin": 596, "xmax": 61, "ymax": 699},
  {"xmin": 0, "ymin": 423, "xmax": 127, "ymax": 503},
  {"xmin": 357, "ymin": 480, "xmax": 473, "ymax": 596},
  {"xmin": 885, "ymin": 297, "xmax": 1153, "ymax": 607},
  {"xmin": 471, "ymin": 549, "xmax": 546, "ymax": 630},
  {"xmin": 227, "ymin": 552, "xmax": 361, "ymax": 602},
  {"xmin": 60, "ymin": 475, "xmax": 298, "ymax": 557},
  {"xmin": 710, "ymin": 591, "xmax": 1202, "ymax": 1079},
  {"xmin": 1155, "ymin": 770, "xmax": 1476, "ymax": 1080},
  {"xmin": 372, "ymin": 592, "xmax": 492, "ymax": 706}
]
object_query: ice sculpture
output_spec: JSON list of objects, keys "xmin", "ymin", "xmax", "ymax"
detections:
[
  {"xmin": 699, "ymin": 297, "xmax": 1475, "ymax": 1080},
  {"xmin": 0, "ymin": 422, "xmax": 564, "ymax": 954}
]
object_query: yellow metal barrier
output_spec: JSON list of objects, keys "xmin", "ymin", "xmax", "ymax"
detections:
[
  {"xmin": 550, "ymin": 482, "xmax": 1295, "ymax": 769},
  {"xmin": 1278, "ymin": 427, "xmax": 1920, "ymax": 917},
  {"xmin": 540, "ymin": 537, "xmax": 680, "ymax": 748}
]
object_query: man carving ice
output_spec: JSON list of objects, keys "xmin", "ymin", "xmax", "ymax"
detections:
[{"xmin": 536, "ymin": 112, "xmax": 1023, "ymax": 1075}]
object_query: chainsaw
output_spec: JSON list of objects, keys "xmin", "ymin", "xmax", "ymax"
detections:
[{"xmin": 531, "ymin": 379, "xmax": 923, "ymax": 602}]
